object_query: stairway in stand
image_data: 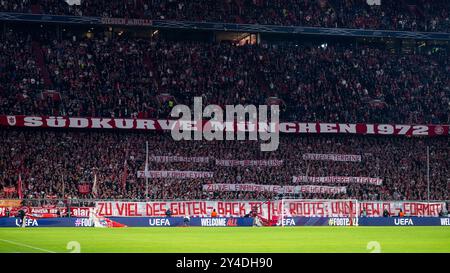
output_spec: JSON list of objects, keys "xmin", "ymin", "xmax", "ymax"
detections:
[{"xmin": 31, "ymin": 41, "xmax": 53, "ymax": 89}]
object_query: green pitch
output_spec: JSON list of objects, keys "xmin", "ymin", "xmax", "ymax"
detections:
[{"xmin": 0, "ymin": 227, "xmax": 449, "ymax": 253}]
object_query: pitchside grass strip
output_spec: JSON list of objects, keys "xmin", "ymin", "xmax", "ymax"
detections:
[{"xmin": 0, "ymin": 227, "xmax": 449, "ymax": 253}]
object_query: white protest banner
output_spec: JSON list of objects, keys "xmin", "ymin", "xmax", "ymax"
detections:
[
  {"xmin": 202, "ymin": 184, "xmax": 346, "ymax": 194},
  {"xmin": 293, "ymin": 176, "xmax": 382, "ymax": 185},
  {"xmin": 359, "ymin": 201, "xmax": 445, "ymax": 217},
  {"xmin": 302, "ymin": 153, "xmax": 362, "ymax": 162},
  {"xmin": 95, "ymin": 200, "xmax": 268, "ymax": 218},
  {"xmin": 149, "ymin": 156, "xmax": 210, "ymax": 163},
  {"xmin": 137, "ymin": 170, "xmax": 214, "ymax": 179},
  {"xmin": 215, "ymin": 159, "xmax": 283, "ymax": 167},
  {"xmin": 94, "ymin": 200, "xmax": 445, "ymax": 218}
]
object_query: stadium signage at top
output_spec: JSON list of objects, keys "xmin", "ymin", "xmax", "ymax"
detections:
[
  {"xmin": 0, "ymin": 115, "xmax": 448, "ymax": 136},
  {"xmin": 101, "ymin": 17, "xmax": 152, "ymax": 26}
]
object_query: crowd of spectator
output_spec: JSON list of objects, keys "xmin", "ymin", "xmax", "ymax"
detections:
[
  {"xmin": 1, "ymin": 30, "xmax": 448, "ymax": 124},
  {"xmin": 0, "ymin": 129, "xmax": 448, "ymax": 201},
  {"xmin": 0, "ymin": 0, "xmax": 449, "ymax": 32},
  {"xmin": 0, "ymin": 4, "xmax": 448, "ymax": 204},
  {"xmin": 0, "ymin": 32, "xmax": 47, "ymax": 116}
]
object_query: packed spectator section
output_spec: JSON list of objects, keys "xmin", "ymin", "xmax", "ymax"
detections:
[
  {"xmin": 0, "ymin": 0, "xmax": 449, "ymax": 32},
  {"xmin": 0, "ymin": 1, "xmax": 449, "ymax": 204},
  {"xmin": 0, "ymin": 30, "xmax": 448, "ymax": 124},
  {"xmin": 0, "ymin": 130, "xmax": 448, "ymax": 201}
]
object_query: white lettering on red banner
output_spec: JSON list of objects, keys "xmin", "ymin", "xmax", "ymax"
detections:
[
  {"xmin": 1, "ymin": 115, "xmax": 448, "ymax": 136},
  {"xmin": 0, "ymin": 206, "xmax": 94, "ymax": 218},
  {"xmin": 70, "ymin": 207, "xmax": 92, "ymax": 217}
]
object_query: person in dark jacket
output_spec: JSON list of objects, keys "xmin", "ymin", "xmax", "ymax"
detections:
[
  {"xmin": 17, "ymin": 209, "xmax": 26, "ymax": 227},
  {"xmin": 165, "ymin": 208, "xmax": 172, "ymax": 217}
]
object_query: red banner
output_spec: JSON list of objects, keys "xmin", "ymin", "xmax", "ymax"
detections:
[
  {"xmin": 17, "ymin": 174, "xmax": 23, "ymax": 199},
  {"xmin": 0, "ymin": 206, "xmax": 93, "ymax": 218},
  {"xmin": 78, "ymin": 184, "xmax": 91, "ymax": 194},
  {"xmin": 0, "ymin": 199, "xmax": 22, "ymax": 207},
  {"xmin": 0, "ymin": 206, "xmax": 62, "ymax": 218},
  {"xmin": 0, "ymin": 115, "xmax": 448, "ymax": 136},
  {"xmin": 0, "ymin": 207, "xmax": 8, "ymax": 217},
  {"xmin": 2, "ymin": 187, "xmax": 16, "ymax": 193},
  {"xmin": 28, "ymin": 206, "xmax": 65, "ymax": 217},
  {"xmin": 70, "ymin": 207, "xmax": 91, "ymax": 217},
  {"xmin": 29, "ymin": 207, "xmax": 93, "ymax": 218}
]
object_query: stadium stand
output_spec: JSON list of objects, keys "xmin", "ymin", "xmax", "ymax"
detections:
[
  {"xmin": 0, "ymin": 1, "xmax": 448, "ymax": 208},
  {"xmin": 1, "ymin": 30, "xmax": 448, "ymax": 124},
  {"xmin": 0, "ymin": 0, "xmax": 449, "ymax": 32},
  {"xmin": 0, "ymin": 130, "xmax": 448, "ymax": 201}
]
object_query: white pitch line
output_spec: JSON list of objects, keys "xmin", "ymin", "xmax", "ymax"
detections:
[{"xmin": 0, "ymin": 239, "xmax": 56, "ymax": 253}]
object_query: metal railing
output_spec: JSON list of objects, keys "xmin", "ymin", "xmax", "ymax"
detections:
[{"xmin": 1, "ymin": 12, "xmax": 449, "ymax": 41}]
